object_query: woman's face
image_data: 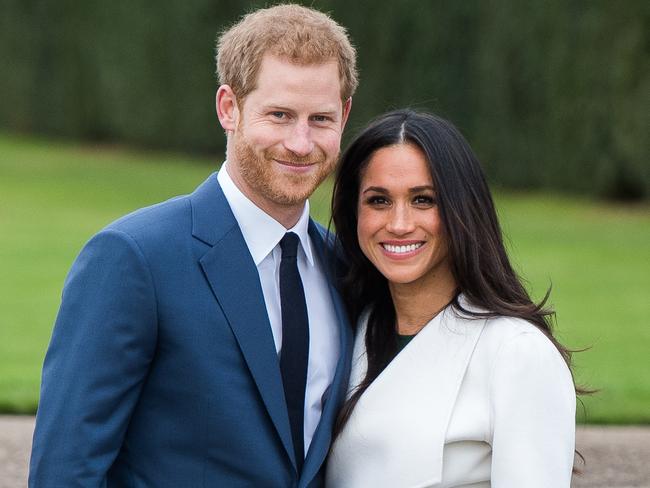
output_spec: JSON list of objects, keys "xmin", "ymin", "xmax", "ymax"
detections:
[{"xmin": 356, "ymin": 143, "xmax": 452, "ymax": 288}]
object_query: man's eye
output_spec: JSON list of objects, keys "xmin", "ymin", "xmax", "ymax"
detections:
[
  {"xmin": 312, "ymin": 115, "xmax": 329, "ymax": 122},
  {"xmin": 271, "ymin": 112, "xmax": 286, "ymax": 119}
]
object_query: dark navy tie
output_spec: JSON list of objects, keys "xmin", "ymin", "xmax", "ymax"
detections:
[{"xmin": 279, "ymin": 232, "xmax": 309, "ymax": 472}]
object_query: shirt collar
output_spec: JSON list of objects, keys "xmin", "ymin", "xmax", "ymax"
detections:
[{"xmin": 217, "ymin": 162, "xmax": 314, "ymax": 267}]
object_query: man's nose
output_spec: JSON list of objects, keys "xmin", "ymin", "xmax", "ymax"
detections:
[
  {"xmin": 385, "ymin": 204, "xmax": 415, "ymax": 235},
  {"xmin": 283, "ymin": 121, "xmax": 314, "ymax": 157}
]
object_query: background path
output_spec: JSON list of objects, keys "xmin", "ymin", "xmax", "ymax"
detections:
[{"xmin": 1, "ymin": 416, "xmax": 648, "ymax": 487}]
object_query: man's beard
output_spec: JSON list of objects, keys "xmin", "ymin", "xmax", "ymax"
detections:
[{"xmin": 233, "ymin": 129, "xmax": 338, "ymax": 207}]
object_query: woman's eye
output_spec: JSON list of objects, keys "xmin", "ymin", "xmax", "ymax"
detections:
[
  {"xmin": 365, "ymin": 196, "xmax": 389, "ymax": 206},
  {"xmin": 413, "ymin": 195, "xmax": 436, "ymax": 205}
]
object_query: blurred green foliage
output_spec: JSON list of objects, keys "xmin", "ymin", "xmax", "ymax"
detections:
[{"xmin": 0, "ymin": 0, "xmax": 648, "ymax": 198}]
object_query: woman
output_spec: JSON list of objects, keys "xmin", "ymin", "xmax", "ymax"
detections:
[{"xmin": 326, "ymin": 110, "xmax": 576, "ymax": 487}]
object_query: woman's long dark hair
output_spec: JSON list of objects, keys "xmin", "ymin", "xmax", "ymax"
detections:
[{"xmin": 331, "ymin": 109, "xmax": 581, "ymax": 438}]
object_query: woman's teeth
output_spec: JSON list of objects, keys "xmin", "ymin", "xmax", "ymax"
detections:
[{"xmin": 382, "ymin": 243, "xmax": 422, "ymax": 254}]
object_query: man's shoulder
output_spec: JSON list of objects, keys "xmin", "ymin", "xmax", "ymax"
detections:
[
  {"xmin": 308, "ymin": 221, "xmax": 350, "ymax": 285},
  {"xmin": 100, "ymin": 172, "xmax": 222, "ymax": 244},
  {"xmin": 309, "ymin": 219, "xmax": 329, "ymax": 241},
  {"xmin": 105, "ymin": 194, "xmax": 192, "ymax": 241},
  {"xmin": 309, "ymin": 220, "xmax": 342, "ymax": 259}
]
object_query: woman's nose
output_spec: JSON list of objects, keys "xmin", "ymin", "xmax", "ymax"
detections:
[{"xmin": 385, "ymin": 204, "xmax": 415, "ymax": 235}]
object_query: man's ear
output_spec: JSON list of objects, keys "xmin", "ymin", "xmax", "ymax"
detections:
[
  {"xmin": 216, "ymin": 85, "xmax": 239, "ymax": 132},
  {"xmin": 341, "ymin": 97, "xmax": 352, "ymax": 130}
]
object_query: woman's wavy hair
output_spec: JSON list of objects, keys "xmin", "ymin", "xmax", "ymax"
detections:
[{"xmin": 330, "ymin": 109, "xmax": 582, "ymax": 438}]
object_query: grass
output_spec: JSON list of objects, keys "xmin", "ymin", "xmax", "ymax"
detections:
[
  {"xmin": 1, "ymin": 133, "xmax": 648, "ymax": 422},
  {"xmin": 497, "ymin": 193, "xmax": 650, "ymax": 423}
]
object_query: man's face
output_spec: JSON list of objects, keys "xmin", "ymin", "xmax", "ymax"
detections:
[{"xmin": 224, "ymin": 54, "xmax": 350, "ymax": 221}]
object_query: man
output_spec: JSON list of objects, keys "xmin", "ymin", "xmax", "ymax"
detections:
[{"xmin": 29, "ymin": 5, "xmax": 357, "ymax": 487}]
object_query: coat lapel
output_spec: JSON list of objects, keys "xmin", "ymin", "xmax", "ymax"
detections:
[
  {"xmin": 300, "ymin": 223, "xmax": 353, "ymax": 487},
  {"xmin": 340, "ymin": 302, "xmax": 486, "ymax": 487},
  {"xmin": 190, "ymin": 173, "xmax": 294, "ymax": 466}
]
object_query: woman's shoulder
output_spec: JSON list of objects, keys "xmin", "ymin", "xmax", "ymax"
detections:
[
  {"xmin": 453, "ymin": 296, "xmax": 556, "ymax": 351},
  {"xmin": 473, "ymin": 315, "xmax": 573, "ymax": 391},
  {"xmin": 480, "ymin": 315, "xmax": 556, "ymax": 354},
  {"xmin": 482, "ymin": 314, "xmax": 548, "ymax": 342}
]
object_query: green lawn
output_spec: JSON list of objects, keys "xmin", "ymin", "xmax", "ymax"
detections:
[{"xmin": 1, "ymin": 133, "xmax": 648, "ymax": 422}]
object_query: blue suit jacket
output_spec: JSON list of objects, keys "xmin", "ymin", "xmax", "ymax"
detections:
[{"xmin": 29, "ymin": 173, "xmax": 353, "ymax": 487}]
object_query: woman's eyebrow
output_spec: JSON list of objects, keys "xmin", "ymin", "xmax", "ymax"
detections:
[
  {"xmin": 361, "ymin": 186, "xmax": 388, "ymax": 194},
  {"xmin": 361, "ymin": 185, "xmax": 435, "ymax": 194},
  {"xmin": 409, "ymin": 185, "xmax": 435, "ymax": 193}
]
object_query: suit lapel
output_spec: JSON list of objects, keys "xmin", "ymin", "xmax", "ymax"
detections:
[
  {"xmin": 190, "ymin": 173, "xmax": 294, "ymax": 466},
  {"xmin": 345, "ymin": 303, "xmax": 486, "ymax": 487},
  {"xmin": 300, "ymin": 223, "xmax": 353, "ymax": 487}
]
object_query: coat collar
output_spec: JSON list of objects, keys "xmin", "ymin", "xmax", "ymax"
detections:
[
  {"xmin": 191, "ymin": 173, "xmax": 294, "ymax": 465},
  {"xmin": 331, "ymin": 297, "xmax": 486, "ymax": 487},
  {"xmin": 300, "ymin": 222, "xmax": 353, "ymax": 487},
  {"xmin": 189, "ymin": 173, "xmax": 353, "ymax": 481}
]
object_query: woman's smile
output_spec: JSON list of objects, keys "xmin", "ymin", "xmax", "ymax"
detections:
[{"xmin": 380, "ymin": 240, "xmax": 426, "ymax": 259}]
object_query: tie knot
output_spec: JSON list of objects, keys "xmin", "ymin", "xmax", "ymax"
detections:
[{"xmin": 280, "ymin": 232, "xmax": 300, "ymax": 259}]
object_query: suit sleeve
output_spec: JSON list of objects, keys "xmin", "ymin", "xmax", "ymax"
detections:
[
  {"xmin": 29, "ymin": 229, "xmax": 158, "ymax": 487},
  {"xmin": 489, "ymin": 330, "xmax": 576, "ymax": 488}
]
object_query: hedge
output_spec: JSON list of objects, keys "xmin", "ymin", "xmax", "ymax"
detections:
[{"xmin": 1, "ymin": 0, "xmax": 647, "ymax": 199}]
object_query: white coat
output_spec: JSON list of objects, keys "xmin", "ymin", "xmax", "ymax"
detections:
[{"xmin": 326, "ymin": 298, "xmax": 576, "ymax": 487}]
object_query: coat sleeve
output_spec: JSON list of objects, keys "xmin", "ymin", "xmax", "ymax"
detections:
[
  {"xmin": 29, "ymin": 228, "xmax": 158, "ymax": 487},
  {"xmin": 489, "ymin": 330, "xmax": 576, "ymax": 487}
]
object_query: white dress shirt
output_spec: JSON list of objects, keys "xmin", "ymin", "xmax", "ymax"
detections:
[{"xmin": 217, "ymin": 164, "xmax": 340, "ymax": 456}]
